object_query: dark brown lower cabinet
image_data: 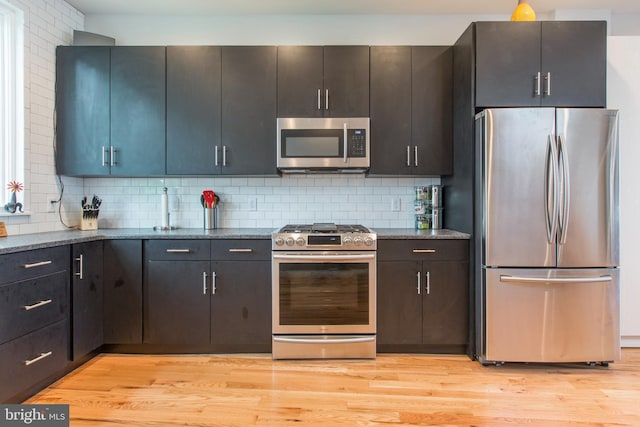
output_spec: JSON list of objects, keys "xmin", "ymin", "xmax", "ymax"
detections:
[
  {"xmin": 144, "ymin": 240, "xmax": 271, "ymax": 351},
  {"xmin": 377, "ymin": 240, "xmax": 469, "ymax": 354},
  {"xmin": 103, "ymin": 240, "xmax": 143, "ymax": 344},
  {"xmin": 71, "ymin": 241, "xmax": 104, "ymax": 360}
]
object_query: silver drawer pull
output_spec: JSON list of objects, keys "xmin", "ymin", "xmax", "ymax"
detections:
[
  {"xmin": 22, "ymin": 299, "xmax": 53, "ymax": 311},
  {"xmin": 165, "ymin": 249, "xmax": 191, "ymax": 253},
  {"xmin": 22, "ymin": 260, "xmax": 53, "ymax": 269},
  {"xmin": 412, "ymin": 249, "xmax": 436, "ymax": 254},
  {"xmin": 228, "ymin": 249, "xmax": 253, "ymax": 253},
  {"xmin": 24, "ymin": 351, "xmax": 53, "ymax": 366}
]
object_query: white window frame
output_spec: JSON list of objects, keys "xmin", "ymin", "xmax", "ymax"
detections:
[{"xmin": 0, "ymin": 0, "xmax": 24, "ymax": 208}]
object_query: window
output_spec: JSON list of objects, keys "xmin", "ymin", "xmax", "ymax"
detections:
[{"xmin": 0, "ymin": 0, "xmax": 24, "ymax": 207}]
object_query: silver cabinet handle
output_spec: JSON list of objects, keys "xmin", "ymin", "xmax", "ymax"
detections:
[
  {"xmin": 165, "ymin": 249, "xmax": 191, "ymax": 253},
  {"xmin": 406, "ymin": 146, "xmax": 411, "ymax": 167},
  {"xmin": 425, "ymin": 271, "xmax": 430, "ymax": 295},
  {"xmin": 211, "ymin": 272, "xmax": 217, "ymax": 295},
  {"xmin": 317, "ymin": 89, "xmax": 321, "ymax": 110},
  {"xmin": 325, "ymin": 89, "xmax": 329, "ymax": 110},
  {"xmin": 102, "ymin": 146, "xmax": 107, "ymax": 166},
  {"xmin": 22, "ymin": 299, "xmax": 53, "ymax": 311},
  {"xmin": 228, "ymin": 249, "xmax": 253, "ymax": 253},
  {"xmin": 74, "ymin": 254, "xmax": 84, "ymax": 280},
  {"xmin": 544, "ymin": 72, "xmax": 551, "ymax": 96},
  {"xmin": 222, "ymin": 145, "xmax": 227, "ymax": 167},
  {"xmin": 416, "ymin": 271, "xmax": 421, "ymax": 295},
  {"xmin": 22, "ymin": 260, "xmax": 52, "ymax": 269},
  {"xmin": 414, "ymin": 146, "xmax": 418, "ymax": 167},
  {"xmin": 214, "ymin": 145, "xmax": 219, "ymax": 166},
  {"xmin": 24, "ymin": 351, "xmax": 53, "ymax": 366},
  {"xmin": 412, "ymin": 249, "xmax": 436, "ymax": 254},
  {"xmin": 343, "ymin": 123, "xmax": 348, "ymax": 163},
  {"xmin": 202, "ymin": 272, "xmax": 208, "ymax": 295},
  {"xmin": 535, "ymin": 71, "xmax": 541, "ymax": 96},
  {"xmin": 110, "ymin": 146, "xmax": 116, "ymax": 166}
]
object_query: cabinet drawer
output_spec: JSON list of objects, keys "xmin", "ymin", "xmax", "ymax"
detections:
[
  {"xmin": 378, "ymin": 240, "xmax": 468, "ymax": 262},
  {"xmin": 0, "ymin": 271, "xmax": 68, "ymax": 345},
  {"xmin": 0, "ymin": 320, "xmax": 68, "ymax": 402},
  {"xmin": 145, "ymin": 240, "xmax": 210, "ymax": 261},
  {"xmin": 212, "ymin": 239, "xmax": 271, "ymax": 261},
  {"xmin": 0, "ymin": 246, "xmax": 69, "ymax": 285}
]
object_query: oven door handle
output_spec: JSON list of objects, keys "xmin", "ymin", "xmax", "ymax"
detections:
[
  {"xmin": 273, "ymin": 336, "xmax": 376, "ymax": 344},
  {"xmin": 272, "ymin": 253, "xmax": 376, "ymax": 261}
]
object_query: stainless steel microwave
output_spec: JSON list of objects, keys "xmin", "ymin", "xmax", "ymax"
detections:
[{"xmin": 277, "ymin": 117, "xmax": 370, "ymax": 173}]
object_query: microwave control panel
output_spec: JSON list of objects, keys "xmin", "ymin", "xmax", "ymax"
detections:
[{"xmin": 348, "ymin": 129, "xmax": 367, "ymax": 157}]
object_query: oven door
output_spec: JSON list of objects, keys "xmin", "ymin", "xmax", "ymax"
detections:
[{"xmin": 272, "ymin": 251, "xmax": 376, "ymax": 334}]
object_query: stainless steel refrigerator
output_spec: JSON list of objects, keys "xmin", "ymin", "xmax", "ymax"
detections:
[{"xmin": 475, "ymin": 108, "xmax": 620, "ymax": 365}]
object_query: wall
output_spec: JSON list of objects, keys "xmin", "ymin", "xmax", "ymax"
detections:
[
  {"xmin": 6, "ymin": 5, "xmax": 640, "ymax": 235},
  {"xmin": 608, "ymin": 36, "xmax": 640, "ymax": 347},
  {"xmin": 2, "ymin": 0, "xmax": 84, "ymax": 235}
]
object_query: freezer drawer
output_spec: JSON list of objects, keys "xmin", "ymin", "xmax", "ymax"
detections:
[{"xmin": 483, "ymin": 268, "xmax": 620, "ymax": 364}]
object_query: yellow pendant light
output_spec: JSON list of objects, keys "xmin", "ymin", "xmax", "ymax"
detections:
[{"xmin": 511, "ymin": 0, "xmax": 536, "ymax": 21}]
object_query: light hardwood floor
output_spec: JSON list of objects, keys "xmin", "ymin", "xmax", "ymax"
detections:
[{"xmin": 26, "ymin": 349, "xmax": 640, "ymax": 426}]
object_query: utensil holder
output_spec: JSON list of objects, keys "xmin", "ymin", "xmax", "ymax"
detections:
[{"xmin": 204, "ymin": 207, "xmax": 217, "ymax": 230}]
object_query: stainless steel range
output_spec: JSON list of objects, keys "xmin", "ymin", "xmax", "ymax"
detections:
[{"xmin": 271, "ymin": 223, "xmax": 377, "ymax": 359}]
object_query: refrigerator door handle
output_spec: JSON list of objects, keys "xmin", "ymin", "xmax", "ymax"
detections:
[
  {"xmin": 557, "ymin": 134, "xmax": 571, "ymax": 245},
  {"xmin": 500, "ymin": 275, "xmax": 612, "ymax": 284},
  {"xmin": 545, "ymin": 134, "xmax": 559, "ymax": 244}
]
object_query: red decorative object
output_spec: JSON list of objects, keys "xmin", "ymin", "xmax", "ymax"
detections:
[{"xmin": 7, "ymin": 180, "xmax": 24, "ymax": 193}]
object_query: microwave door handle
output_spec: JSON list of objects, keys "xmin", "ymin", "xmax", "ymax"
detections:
[{"xmin": 344, "ymin": 123, "xmax": 348, "ymax": 163}]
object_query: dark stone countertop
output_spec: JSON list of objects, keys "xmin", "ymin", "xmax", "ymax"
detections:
[{"xmin": 0, "ymin": 227, "xmax": 470, "ymax": 255}]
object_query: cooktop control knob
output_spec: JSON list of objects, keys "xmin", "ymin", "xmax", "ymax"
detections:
[
  {"xmin": 285, "ymin": 237, "xmax": 295, "ymax": 246},
  {"xmin": 296, "ymin": 237, "xmax": 305, "ymax": 246},
  {"xmin": 274, "ymin": 237, "xmax": 284, "ymax": 246},
  {"xmin": 343, "ymin": 237, "xmax": 353, "ymax": 246},
  {"xmin": 364, "ymin": 237, "xmax": 374, "ymax": 246},
  {"xmin": 354, "ymin": 237, "xmax": 363, "ymax": 246}
]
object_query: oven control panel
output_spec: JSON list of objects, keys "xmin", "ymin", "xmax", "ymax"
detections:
[{"xmin": 272, "ymin": 233, "xmax": 376, "ymax": 250}]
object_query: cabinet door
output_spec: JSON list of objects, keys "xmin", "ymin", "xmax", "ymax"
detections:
[
  {"xmin": 412, "ymin": 46, "xmax": 453, "ymax": 175},
  {"xmin": 111, "ymin": 46, "xmax": 166, "ymax": 175},
  {"xmin": 369, "ymin": 46, "xmax": 412, "ymax": 175},
  {"xmin": 71, "ymin": 241, "xmax": 103, "ymax": 360},
  {"xmin": 167, "ymin": 46, "xmax": 221, "ymax": 175},
  {"xmin": 145, "ymin": 260, "xmax": 210, "ymax": 344},
  {"xmin": 422, "ymin": 261, "xmax": 469, "ymax": 347},
  {"xmin": 103, "ymin": 240, "xmax": 142, "ymax": 344},
  {"xmin": 323, "ymin": 46, "xmax": 370, "ymax": 117},
  {"xmin": 221, "ymin": 46, "xmax": 277, "ymax": 175},
  {"xmin": 377, "ymin": 261, "xmax": 422, "ymax": 345},
  {"xmin": 277, "ymin": 46, "xmax": 324, "ymax": 118},
  {"xmin": 540, "ymin": 21, "xmax": 606, "ymax": 108},
  {"xmin": 211, "ymin": 261, "xmax": 271, "ymax": 346},
  {"xmin": 55, "ymin": 46, "xmax": 110, "ymax": 176},
  {"xmin": 475, "ymin": 22, "xmax": 541, "ymax": 107}
]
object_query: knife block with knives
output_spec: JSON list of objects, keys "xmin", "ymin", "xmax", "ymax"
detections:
[{"xmin": 80, "ymin": 195, "xmax": 101, "ymax": 230}]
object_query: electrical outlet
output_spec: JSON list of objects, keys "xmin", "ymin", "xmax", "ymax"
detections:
[
  {"xmin": 47, "ymin": 197, "xmax": 59, "ymax": 213},
  {"xmin": 248, "ymin": 197, "xmax": 257, "ymax": 211},
  {"xmin": 391, "ymin": 197, "xmax": 401, "ymax": 212}
]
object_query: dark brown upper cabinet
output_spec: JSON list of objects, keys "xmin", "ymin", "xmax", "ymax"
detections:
[
  {"xmin": 474, "ymin": 21, "xmax": 606, "ymax": 108},
  {"xmin": 369, "ymin": 46, "xmax": 452, "ymax": 175},
  {"xmin": 277, "ymin": 46, "xmax": 369, "ymax": 117}
]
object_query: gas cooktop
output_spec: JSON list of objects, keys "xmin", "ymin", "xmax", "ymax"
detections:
[
  {"xmin": 278, "ymin": 223, "xmax": 372, "ymax": 234},
  {"xmin": 273, "ymin": 223, "xmax": 376, "ymax": 250}
]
